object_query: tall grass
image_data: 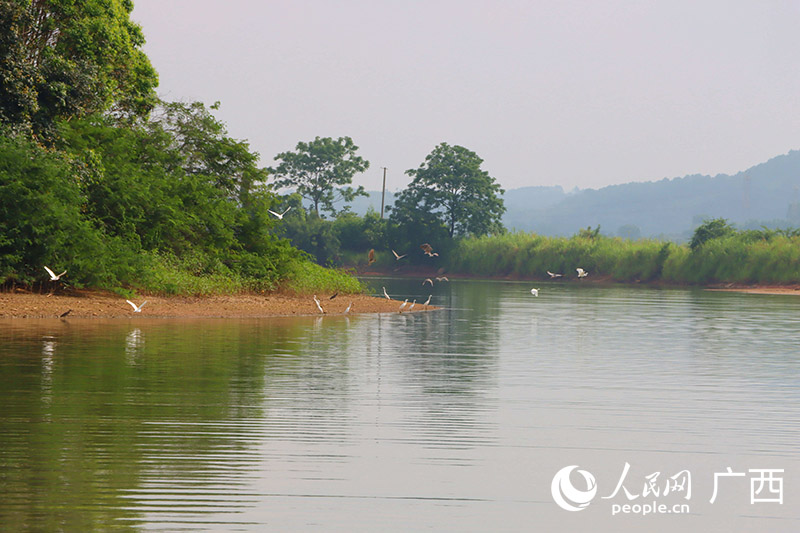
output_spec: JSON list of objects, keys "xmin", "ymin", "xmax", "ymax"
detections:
[
  {"xmin": 280, "ymin": 261, "xmax": 366, "ymax": 295},
  {"xmin": 447, "ymin": 231, "xmax": 800, "ymax": 285}
]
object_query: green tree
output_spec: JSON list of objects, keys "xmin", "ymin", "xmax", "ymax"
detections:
[
  {"xmin": 269, "ymin": 136, "xmax": 369, "ymax": 217},
  {"xmin": 690, "ymin": 218, "xmax": 735, "ymax": 251},
  {"xmin": 394, "ymin": 142, "xmax": 505, "ymax": 238},
  {"xmin": 0, "ymin": 0, "xmax": 158, "ymax": 138}
]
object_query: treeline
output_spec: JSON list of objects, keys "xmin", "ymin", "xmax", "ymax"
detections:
[
  {"xmin": 0, "ymin": 0, "xmax": 360, "ymax": 295},
  {"xmin": 445, "ymin": 220, "xmax": 800, "ymax": 285}
]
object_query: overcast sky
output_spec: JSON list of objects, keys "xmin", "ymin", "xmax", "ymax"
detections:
[{"xmin": 131, "ymin": 0, "xmax": 800, "ymax": 192}]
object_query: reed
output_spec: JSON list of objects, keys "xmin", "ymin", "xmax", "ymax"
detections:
[{"xmin": 448, "ymin": 231, "xmax": 800, "ymax": 285}]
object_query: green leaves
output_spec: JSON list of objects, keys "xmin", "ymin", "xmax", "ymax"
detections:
[
  {"xmin": 393, "ymin": 142, "xmax": 505, "ymax": 238},
  {"xmin": 270, "ymin": 136, "xmax": 369, "ymax": 216}
]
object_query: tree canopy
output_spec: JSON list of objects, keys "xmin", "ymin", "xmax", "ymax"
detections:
[
  {"xmin": 392, "ymin": 142, "xmax": 505, "ymax": 238},
  {"xmin": 0, "ymin": 0, "xmax": 158, "ymax": 138},
  {"xmin": 269, "ymin": 136, "xmax": 369, "ymax": 217}
]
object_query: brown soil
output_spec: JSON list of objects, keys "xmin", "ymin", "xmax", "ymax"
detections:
[{"xmin": 0, "ymin": 289, "xmax": 436, "ymax": 319}]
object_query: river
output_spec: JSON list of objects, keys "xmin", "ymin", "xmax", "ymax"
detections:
[{"xmin": 1, "ymin": 279, "xmax": 798, "ymax": 531}]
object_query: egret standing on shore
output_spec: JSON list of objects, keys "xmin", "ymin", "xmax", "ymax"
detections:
[
  {"xmin": 423, "ymin": 295, "xmax": 432, "ymax": 306},
  {"xmin": 313, "ymin": 295, "xmax": 325, "ymax": 314},
  {"xmin": 399, "ymin": 299, "xmax": 408, "ymax": 312},
  {"xmin": 383, "ymin": 287, "xmax": 391, "ymax": 299}
]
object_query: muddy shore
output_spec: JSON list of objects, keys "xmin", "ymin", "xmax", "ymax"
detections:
[{"xmin": 0, "ymin": 290, "xmax": 433, "ymax": 319}]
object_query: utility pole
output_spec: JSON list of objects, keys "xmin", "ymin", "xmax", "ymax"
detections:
[{"xmin": 380, "ymin": 167, "xmax": 387, "ymax": 219}]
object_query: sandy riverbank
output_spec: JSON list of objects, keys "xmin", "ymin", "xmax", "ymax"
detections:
[{"xmin": 0, "ymin": 290, "xmax": 434, "ymax": 319}]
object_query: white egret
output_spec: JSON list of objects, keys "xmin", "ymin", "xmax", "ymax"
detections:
[
  {"xmin": 382, "ymin": 286, "xmax": 391, "ymax": 299},
  {"xmin": 398, "ymin": 299, "xmax": 408, "ymax": 312},
  {"xmin": 576, "ymin": 268, "xmax": 588, "ymax": 278},
  {"xmin": 267, "ymin": 206, "xmax": 292, "ymax": 219},
  {"xmin": 547, "ymin": 271, "xmax": 563, "ymax": 278},
  {"xmin": 392, "ymin": 249, "xmax": 407, "ymax": 260},
  {"xmin": 126, "ymin": 300, "xmax": 148, "ymax": 313},
  {"xmin": 422, "ymin": 278, "xmax": 433, "ymax": 286},
  {"xmin": 313, "ymin": 295, "xmax": 324, "ymax": 314},
  {"xmin": 423, "ymin": 295, "xmax": 432, "ymax": 306},
  {"xmin": 344, "ymin": 302, "xmax": 353, "ymax": 314},
  {"xmin": 531, "ymin": 288, "xmax": 539, "ymax": 296},
  {"xmin": 435, "ymin": 276, "xmax": 449, "ymax": 282},
  {"xmin": 44, "ymin": 266, "xmax": 66, "ymax": 281},
  {"xmin": 409, "ymin": 299, "xmax": 416, "ymax": 311}
]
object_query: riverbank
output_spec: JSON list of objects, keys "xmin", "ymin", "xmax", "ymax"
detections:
[
  {"xmin": 361, "ymin": 267, "xmax": 800, "ymax": 296},
  {"xmin": 0, "ymin": 290, "xmax": 433, "ymax": 319}
]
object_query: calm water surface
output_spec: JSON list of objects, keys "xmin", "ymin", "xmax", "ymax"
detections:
[{"xmin": 1, "ymin": 279, "xmax": 799, "ymax": 531}]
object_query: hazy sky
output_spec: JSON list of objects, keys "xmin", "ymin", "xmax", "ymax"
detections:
[{"xmin": 131, "ymin": 0, "xmax": 800, "ymax": 192}]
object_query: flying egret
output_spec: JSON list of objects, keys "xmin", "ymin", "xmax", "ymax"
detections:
[
  {"xmin": 531, "ymin": 288, "xmax": 539, "ymax": 296},
  {"xmin": 344, "ymin": 302, "xmax": 353, "ymax": 314},
  {"xmin": 422, "ymin": 278, "xmax": 433, "ymax": 286},
  {"xmin": 126, "ymin": 300, "xmax": 147, "ymax": 313},
  {"xmin": 368, "ymin": 249, "xmax": 376, "ymax": 265},
  {"xmin": 267, "ymin": 206, "xmax": 292, "ymax": 219},
  {"xmin": 576, "ymin": 268, "xmax": 588, "ymax": 278},
  {"xmin": 547, "ymin": 271, "xmax": 563, "ymax": 278},
  {"xmin": 409, "ymin": 299, "xmax": 416, "ymax": 311},
  {"xmin": 399, "ymin": 299, "xmax": 408, "ymax": 312},
  {"xmin": 44, "ymin": 266, "xmax": 66, "ymax": 281},
  {"xmin": 392, "ymin": 249, "xmax": 407, "ymax": 260},
  {"xmin": 313, "ymin": 295, "xmax": 324, "ymax": 314},
  {"xmin": 423, "ymin": 295, "xmax": 432, "ymax": 306},
  {"xmin": 435, "ymin": 276, "xmax": 449, "ymax": 282},
  {"xmin": 382, "ymin": 286, "xmax": 391, "ymax": 299},
  {"xmin": 329, "ymin": 292, "xmax": 338, "ymax": 300}
]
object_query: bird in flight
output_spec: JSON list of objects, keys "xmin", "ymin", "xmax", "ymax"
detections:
[
  {"xmin": 435, "ymin": 276, "xmax": 449, "ymax": 282},
  {"xmin": 576, "ymin": 268, "xmax": 588, "ymax": 278},
  {"xmin": 382, "ymin": 286, "xmax": 391, "ymax": 299},
  {"xmin": 44, "ymin": 266, "xmax": 66, "ymax": 281},
  {"xmin": 267, "ymin": 206, "xmax": 292, "ymax": 219},
  {"xmin": 423, "ymin": 295, "xmax": 432, "ymax": 306},
  {"xmin": 392, "ymin": 249, "xmax": 407, "ymax": 260},
  {"xmin": 530, "ymin": 288, "xmax": 539, "ymax": 296},
  {"xmin": 420, "ymin": 243, "xmax": 439, "ymax": 257},
  {"xmin": 422, "ymin": 278, "xmax": 433, "ymax": 286},
  {"xmin": 126, "ymin": 300, "xmax": 148, "ymax": 313},
  {"xmin": 329, "ymin": 292, "xmax": 338, "ymax": 300},
  {"xmin": 368, "ymin": 249, "xmax": 376, "ymax": 265},
  {"xmin": 547, "ymin": 271, "xmax": 563, "ymax": 278}
]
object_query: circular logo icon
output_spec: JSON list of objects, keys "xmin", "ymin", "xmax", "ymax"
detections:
[{"xmin": 551, "ymin": 465, "xmax": 597, "ymax": 511}]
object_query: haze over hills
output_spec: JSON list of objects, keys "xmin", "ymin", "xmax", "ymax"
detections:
[{"xmin": 331, "ymin": 150, "xmax": 800, "ymax": 240}]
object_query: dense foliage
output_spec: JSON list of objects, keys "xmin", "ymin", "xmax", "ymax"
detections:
[
  {"xmin": 0, "ymin": 1, "xmax": 363, "ymax": 295},
  {"xmin": 446, "ymin": 222, "xmax": 800, "ymax": 285}
]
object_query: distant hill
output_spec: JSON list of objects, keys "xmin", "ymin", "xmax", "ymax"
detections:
[{"xmin": 502, "ymin": 150, "xmax": 800, "ymax": 239}]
